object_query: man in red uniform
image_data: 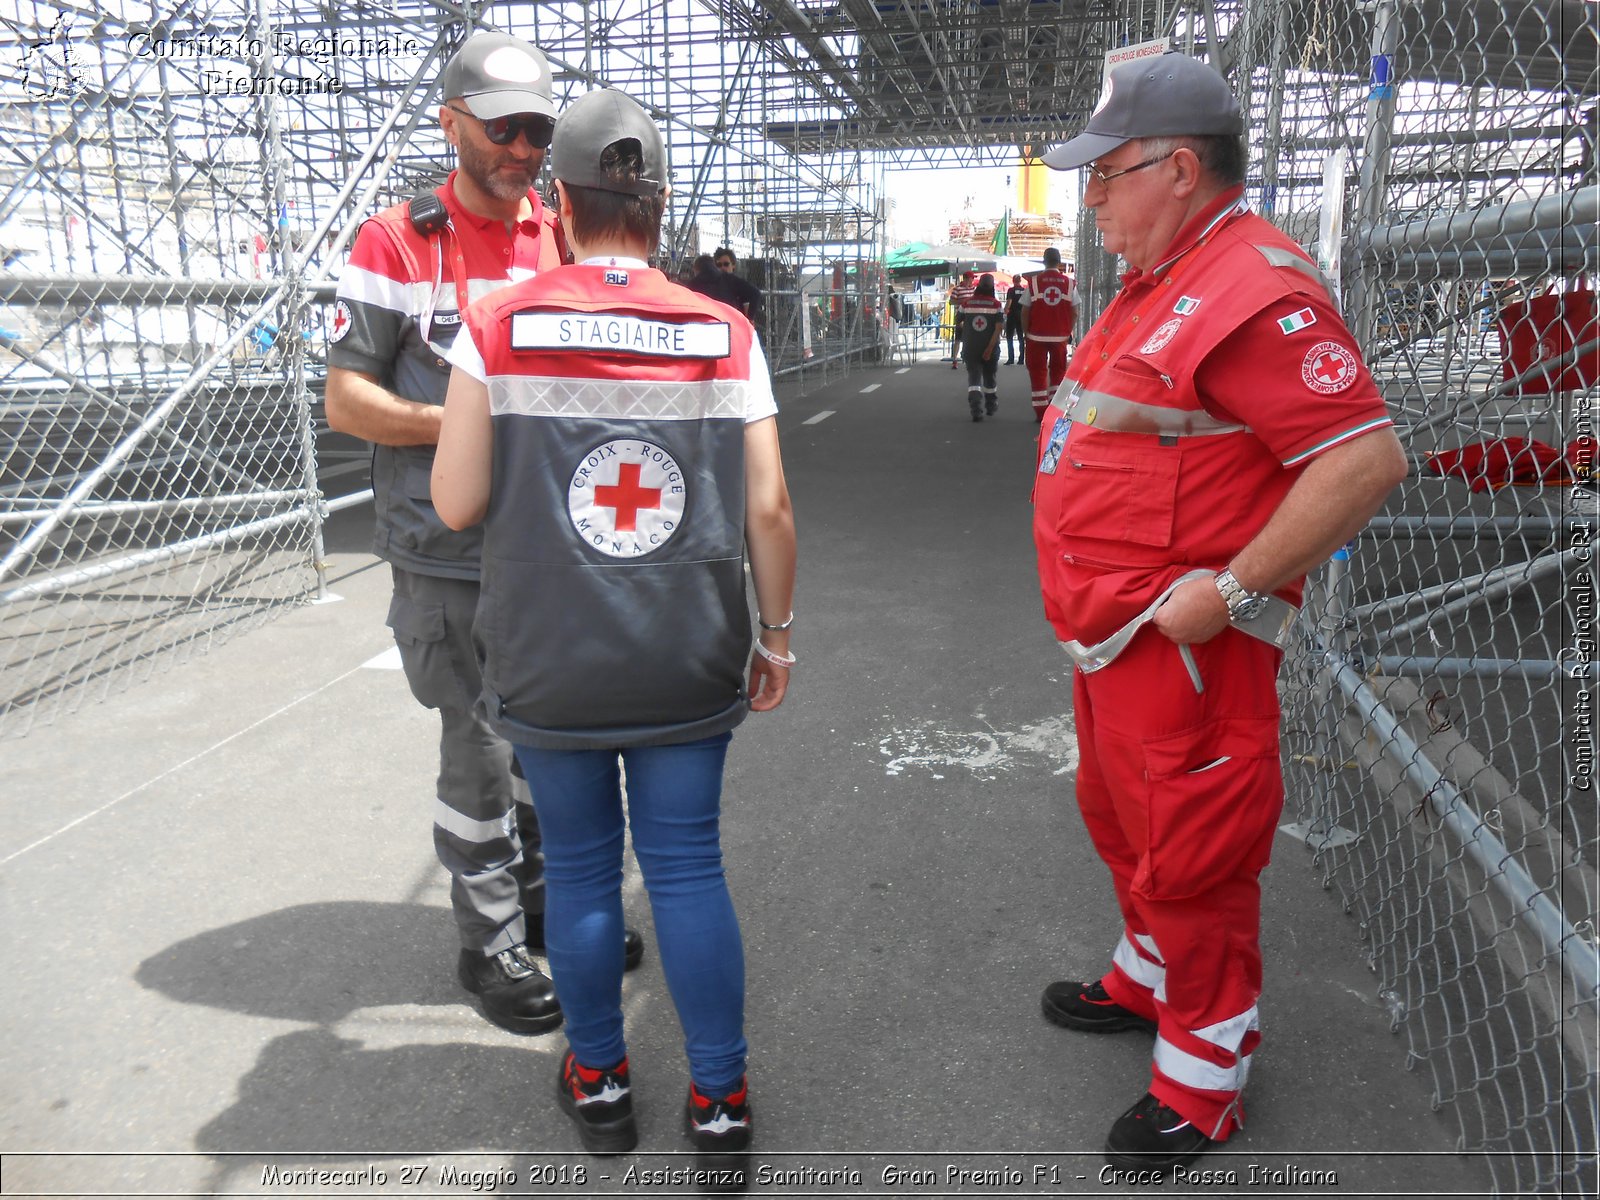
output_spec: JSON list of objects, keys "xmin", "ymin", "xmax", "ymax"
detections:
[
  {"xmin": 1020, "ymin": 246, "xmax": 1076, "ymax": 422},
  {"xmin": 949, "ymin": 268, "xmax": 978, "ymax": 368},
  {"xmin": 1032, "ymin": 52, "xmax": 1406, "ymax": 1170},
  {"xmin": 326, "ymin": 32, "xmax": 641, "ymax": 1037}
]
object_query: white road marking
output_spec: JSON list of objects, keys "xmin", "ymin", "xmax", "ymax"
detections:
[
  {"xmin": 860, "ymin": 383, "xmax": 881, "ymax": 393},
  {"xmin": 362, "ymin": 646, "xmax": 404, "ymax": 670},
  {"xmin": 802, "ymin": 410, "xmax": 835, "ymax": 425},
  {"xmin": 877, "ymin": 714, "xmax": 1080, "ymax": 779},
  {"xmin": 1, "ymin": 662, "xmax": 369, "ymax": 867},
  {"xmin": 895, "ymin": 368, "xmax": 910, "ymax": 374}
]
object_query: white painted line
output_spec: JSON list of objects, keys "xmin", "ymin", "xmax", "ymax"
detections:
[
  {"xmin": 310, "ymin": 592, "xmax": 345, "ymax": 606},
  {"xmin": 895, "ymin": 368, "xmax": 910, "ymax": 374},
  {"xmin": 802, "ymin": 410, "xmax": 835, "ymax": 425},
  {"xmin": 1, "ymin": 661, "xmax": 370, "ymax": 868},
  {"xmin": 860, "ymin": 383, "xmax": 881, "ymax": 393},
  {"xmin": 362, "ymin": 646, "xmax": 403, "ymax": 670}
]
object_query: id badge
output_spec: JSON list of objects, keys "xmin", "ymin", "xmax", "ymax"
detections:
[{"xmin": 1038, "ymin": 416, "xmax": 1069, "ymax": 475}]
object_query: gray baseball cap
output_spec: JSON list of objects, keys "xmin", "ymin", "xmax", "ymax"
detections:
[
  {"xmin": 550, "ymin": 89, "xmax": 667, "ymax": 197},
  {"xmin": 1042, "ymin": 51, "xmax": 1243, "ymax": 171},
  {"xmin": 439, "ymin": 32, "xmax": 556, "ymax": 121}
]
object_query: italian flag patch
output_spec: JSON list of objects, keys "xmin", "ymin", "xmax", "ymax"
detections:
[
  {"xmin": 1173, "ymin": 295, "xmax": 1201, "ymax": 315},
  {"xmin": 1278, "ymin": 306, "xmax": 1317, "ymax": 334}
]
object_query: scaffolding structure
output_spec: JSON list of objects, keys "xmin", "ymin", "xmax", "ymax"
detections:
[{"xmin": 1, "ymin": 0, "xmax": 1596, "ymax": 1191}]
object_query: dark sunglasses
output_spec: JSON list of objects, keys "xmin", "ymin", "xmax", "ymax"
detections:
[{"xmin": 446, "ymin": 104, "xmax": 555, "ymax": 149}]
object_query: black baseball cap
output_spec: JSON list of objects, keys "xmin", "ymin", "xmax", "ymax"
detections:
[
  {"xmin": 439, "ymin": 32, "xmax": 556, "ymax": 121},
  {"xmin": 551, "ymin": 88, "xmax": 667, "ymax": 197},
  {"xmin": 1042, "ymin": 51, "xmax": 1243, "ymax": 171}
]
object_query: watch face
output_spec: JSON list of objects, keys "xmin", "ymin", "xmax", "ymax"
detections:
[{"xmin": 1234, "ymin": 595, "xmax": 1270, "ymax": 620}]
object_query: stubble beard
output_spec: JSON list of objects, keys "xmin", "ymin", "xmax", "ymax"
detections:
[{"xmin": 458, "ymin": 136, "xmax": 538, "ymax": 202}]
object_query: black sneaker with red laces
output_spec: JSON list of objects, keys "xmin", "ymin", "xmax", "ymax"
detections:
[
  {"xmin": 1041, "ymin": 979, "xmax": 1158, "ymax": 1033},
  {"xmin": 1103, "ymin": 1092, "xmax": 1215, "ymax": 1170},
  {"xmin": 685, "ymin": 1077, "xmax": 752, "ymax": 1151},
  {"xmin": 556, "ymin": 1051, "xmax": 636, "ymax": 1154}
]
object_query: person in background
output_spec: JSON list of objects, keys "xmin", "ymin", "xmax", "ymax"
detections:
[
  {"xmin": 713, "ymin": 246, "xmax": 766, "ymax": 329},
  {"xmin": 325, "ymin": 31, "xmax": 644, "ymax": 1039},
  {"xmin": 949, "ymin": 267, "xmax": 978, "ymax": 369},
  {"xmin": 433, "ymin": 87, "xmax": 798, "ymax": 1157},
  {"xmin": 958, "ymin": 273, "xmax": 1004, "ymax": 421},
  {"xmin": 686, "ymin": 252, "xmax": 748, "ymax": 313},
  {"xmin": 1032, "ymin": 51, "xmax": 1406, "ymax": 1171},
  {"xmin": 1004, "ymin": 276, "xmax": 1026, "ymax": 365}
]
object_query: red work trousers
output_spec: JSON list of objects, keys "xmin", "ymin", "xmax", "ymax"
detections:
[
  {"xmin": 1025, "ymin": 338, "xmax": 1069, "ymax": 420},
  {"xmin": 1071, "ymin": 624, "xmax": 1285, "ymax": 1140}
]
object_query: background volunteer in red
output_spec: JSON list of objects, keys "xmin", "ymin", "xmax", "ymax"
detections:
[{"xmin": 1020, "ymin": 245, "xmax": 1077, "ymax": 422}]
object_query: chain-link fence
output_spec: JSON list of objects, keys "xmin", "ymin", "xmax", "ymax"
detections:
[
  {"xmin": 1072, "ymin": 2, "xmax": 1596, "ymax": 1194},
  {"xmin": 0, "ymin": 2, "xmax": 364, "ymax": 737},
  {"xmin": 1, "ymin": 0, "xmax": 900, "ymax": 739}
]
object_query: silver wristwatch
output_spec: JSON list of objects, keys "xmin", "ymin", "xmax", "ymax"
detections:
[{"xmin": 1215, "ymin": 568, "xmax": 1270, "ymax": 621}]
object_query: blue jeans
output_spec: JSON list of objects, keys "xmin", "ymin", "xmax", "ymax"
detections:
[{"xmin": 513, "ymin": 733, "xmax": 746, "ymax": 1094}]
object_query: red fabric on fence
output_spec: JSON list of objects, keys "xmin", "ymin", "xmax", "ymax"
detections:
[
  {"xmin": 1425, "ymin": 438, "xmax": 1577, "ymax": 492},
  {"xmin": 1496, "ymin": 288, "xmax": 1599, "ymax": 393}
]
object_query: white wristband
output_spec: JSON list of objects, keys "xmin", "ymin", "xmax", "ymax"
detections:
[{"xmin": 753, "ymin": 641, "xmax": 795, "ymax": 669}]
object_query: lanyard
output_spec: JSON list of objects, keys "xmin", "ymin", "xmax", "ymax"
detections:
[
  {"xmin": 1076, "ymin": 200, "xmax": 1247, "ymax": 371},
  {"xmin": 421, "ymin": 220, "xmax": 483, "ymax": 352},
  {"xmin": 444, "ymin": 224, "xmax": 471, "ymax": 316}
]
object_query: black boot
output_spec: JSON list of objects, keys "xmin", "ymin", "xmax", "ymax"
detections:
[{"xmin": 457, "ymin": 945, "xmax": 561, "ymax": 1034}]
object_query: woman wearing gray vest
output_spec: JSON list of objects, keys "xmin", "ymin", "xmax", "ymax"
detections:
[{"xmin": 432, "ymin": 88, "xmax": 797, "ymax": 1157}]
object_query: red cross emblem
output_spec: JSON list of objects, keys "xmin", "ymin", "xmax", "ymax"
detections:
[
  {"xmin": 593, "ymin": 462, "xmax": 661, "ymax": 532},
  {"xmin": 568, "ymin": 439, "xmax": 687, "ymax": 558},
  {"xmin": 1301, "ymin": 340, "xmax": 1358, "ymax": 394},
  {"xmin": 329, "ymin": 300, "xmax": 352, "ymax": 343}
]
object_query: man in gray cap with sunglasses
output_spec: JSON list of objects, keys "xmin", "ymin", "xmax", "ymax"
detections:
[
  {"xmin": 327, "ymin": 30, "xmax": 643, "ymax": 1038},
  {"xmin": 1029, "ymin": 51, "xmax": 1405, "ymax": 1171}
]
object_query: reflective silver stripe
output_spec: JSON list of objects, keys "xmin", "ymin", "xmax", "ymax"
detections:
[
  {"xmin": 433, "ymin": 798, "xmax": 515, "ymax": 844},
  {"xmin": 488, "ymin": 375, "xmax": 752, "ymax": 421},
  {"xmin": 1155, "ymin": 1035, "xmax": 1254, "ymax": 1093},
  {"xmin": 1059, "ymin": 570, "xmax": 1299, "ymax": 678},
  {"xmin": 1153, "ymin": 1005, "xmax": 1260, "ymax": 1095},
  {"xmin": 1066, "ymin": 389, "xmax": 1247, "ymax": 438},
  {"xmin": 1114, "ymin": 933, "xmax": 1165, "ymax": 990},
  {"xmin": 1194, "ymin": 1006, "xmax": 1261, "ymax": 1054},
  {"xmin": 1059, "ymin": 569, "xmax": 1215, "ymax": 674},
  {"xmin": 1253, "ymin": 244, "xmax": 1336, "ymax": 300}
]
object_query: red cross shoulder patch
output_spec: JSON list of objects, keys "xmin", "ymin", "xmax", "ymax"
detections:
[
  {"xmin": 329, "ymin": 300, "xmax": 352, "ymax": 343},
  {"xmin": 1301, "ymin": 340, "xmax": 1359, "ymax": 394}
]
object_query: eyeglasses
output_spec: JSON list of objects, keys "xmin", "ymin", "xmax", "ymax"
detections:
[
  {"xmin": 1086, "ymin": 150, "xmax": 1176, "ymax": 187},
  {"xmin": 445, "ymin": 104, "xmax": 555, "ymax": 149},
  {"xmin": 715, "ymin": 259, "xmax": 735, "ymax": 270}
]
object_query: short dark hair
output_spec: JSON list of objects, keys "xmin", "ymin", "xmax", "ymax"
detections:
[
  {"xmin": 1042, "ymin": 246, "xmax": 1061, "ymax": 266},
  {"xmin": 714, "ymin": 247, "xmax": 737, "ymax": 264},
  {"xmin": 693, "ymin": 253, "xmax": 715, "ymax": 273},
  {"xmin": 562, "ymin": 139, "xmax": 666, "ymax": 251},
  {"xmin": 1142, "ymin": 134, "xmax": 1247, "ymax": 188}
]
